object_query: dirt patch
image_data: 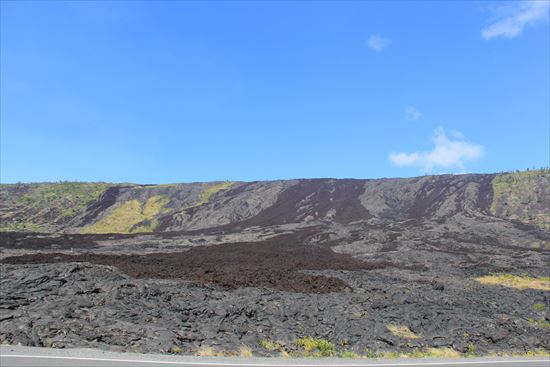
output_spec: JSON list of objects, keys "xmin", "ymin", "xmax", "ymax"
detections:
[{"xmin": 2, "ymin": 231, "xmax": 372, "ymax": 293}]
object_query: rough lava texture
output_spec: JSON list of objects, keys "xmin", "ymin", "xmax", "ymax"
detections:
[{"xmin": 0, "ymin": 170, "xmax": 549, "ymax": 356}]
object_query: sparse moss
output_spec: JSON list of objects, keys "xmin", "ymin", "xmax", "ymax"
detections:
[
  {"xmin": 533, "ymin": 303, "xmax": 545, "ymax": 312},
  {"xmin": 0, "ymin": 182, "xmax": 110, "ymax": 232},
  {"xmin": 82, "ymin": 195, "xmax": 170, "ymax": 234},
  {"xmin": 197, "ymin": 181, "xmax": 234, "ymax": 205},
  {"xmin": 491, "ymin": 170, "xmax": 550, "ymax": 230},
  {"xmin": 387, "ymin": 325, "xmax": 421, "ymax": 339},
  {"xmin": 528, "ymin": 318, "xmax": 550, "ymax": 328},
  {"xmin": 475, "ymin": 274, "xmax": 550, "ymax": 291}
]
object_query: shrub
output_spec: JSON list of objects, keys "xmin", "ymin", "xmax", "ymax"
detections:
[
  {"xmin": 259, "ymin": 339, "xmax": 277, "ymax": 351},
  {"xmin": 294, "ymin": 337, "xmax": 336, "ymax": 357},
  {"xmin": 169, "ymin": 345, "xmax": 182, "ymax": 354},
  {"xmin": 238, "ymin": 345, "xmax": 253, "ymax": 358}
]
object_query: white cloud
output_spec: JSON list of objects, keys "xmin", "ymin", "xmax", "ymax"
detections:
[
  {"xmin": 367, "ymin": 34, "xmax": 391, "ymax": 51},
  {"xmin": 481, "ymin": 0, "xmax": 549, "ymax": 40},
  {"xmin": 450, "ymin": 130, "xmax": 464, "ymax": 139},
  {"xmin": 388, "ymin": 128, "xmax": 485, "ymax": 173},
  {"xmin": 405, "ymin": 106, "xmax": 422, "ymax": 121}
]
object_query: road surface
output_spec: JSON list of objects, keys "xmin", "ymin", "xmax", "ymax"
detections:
[{"xmin": 1, "ymin": 346, "xmax": 548, "ymax": 367}]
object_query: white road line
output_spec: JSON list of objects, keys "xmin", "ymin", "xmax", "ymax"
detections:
[{"xmin": 0, "ymin": 355, "xmax": 548, "ymax": 366}]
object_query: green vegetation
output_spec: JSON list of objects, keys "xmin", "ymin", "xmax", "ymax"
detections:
[
  {"xmin": 466, "ymin": 343, "xmax": 477, "ymax": 356},
  {"xmin": 81, "ymin": 195, "xmax": 170, "ymax": 234},
  {"xmin": 294, "ymin": 337, "xmax": 336, "ymax": 357},
  {"xmin": 169, "ymin": 345, "xmax": 182, "ymax": 354},
  {"xmin": 0, "ymin": 180, "xmax": 234, "ymax": 234},
  {"xmin": 474, "ymin": 273, "xmax": 550, "ymax": 291},
  {"xmin": 258, "ymin": 339, "xmax": 278, "ymax": 352},
  {"xmin": 491, "ymin": 169, "xmax": 550, "ymax": 230},
  {"xmin": 197, "ymin": 181, "xmax": 234, "ymax": 206},
  {"xmin": 528, "ymin": 318, "xmax": 550, "ymax": 328},
  {"xmin": 534, "ymin": 303, "xmax": 545, "ymax": 312},
  {"xmin": 488, "ymin": 349, "xmax": 550, "ymax": 357},
  {"xmin": 193, "ymin": 345, "xmax": 252, "ymax": 357},
  {"xmin": 0, "ymin": 182, "xmax": 110, "ymax": 232},
  {"xmin": 339, "ymin": 351, "xmax": 361, "ymax": 358},
  {"xmin": 0, "ymin": 221, "xmax": 43, "ymax": 233},
  {"xmin": 170, "ymin": 181, "xmax": 234, "ymax": 220},
  {"xmin": 195, "ymin": 346, "xmax": 222, "ymax": 357},
  {"xmin": 201, "ymin": 345, "xmax": 550, "ymax": 359},
  {"xmin": 425, "ymin": 347, "xmax": 462, "ymax": 358},
  {"xmin": 380, "ymin": 347, "xmax": 461, "ymax": 359},
  {"xmin": 380, "ymin": 347, "xmax": 541, "ymax": 359},
  {"xmin": 238, "ymin": 345, "xmax": 253, "ymax": 357}
]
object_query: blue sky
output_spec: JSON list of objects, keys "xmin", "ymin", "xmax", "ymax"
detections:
[{"xmin": 1, "ymin": 0, "xmax": 549, "ymax": 183}]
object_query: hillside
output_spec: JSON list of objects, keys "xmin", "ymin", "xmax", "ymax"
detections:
[
  {"xmin": 1, "ymin": 170, "xmax": 548, "ymax": 234},
  {"xmin": 0, "ymin": 170, "xmax": 549, "ymax": 357}
]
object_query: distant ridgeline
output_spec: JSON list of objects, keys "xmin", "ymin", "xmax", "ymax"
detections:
[{"xmin": 0, "ymin": 170, "xmax": 548, "ymax": 234}]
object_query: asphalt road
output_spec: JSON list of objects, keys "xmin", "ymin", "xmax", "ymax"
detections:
[{"xmin": 1, "ymin": 346, "xmax": 548, "ymax": 367}]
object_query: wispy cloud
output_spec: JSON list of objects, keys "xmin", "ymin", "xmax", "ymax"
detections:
[
  {"xmin": 388, "ymin": 128, "xmax": 485, "ymax": 173},
  {"xmin": 481, "ymin": 0, "xmax": 549, "ymax": 40},
  {"xmin": 405, "ymin": 106, "xmax": 422, "ymax": 121},
  {"xmin": 367, "ymin": 34, "xmax": 391, "ymax": 51}
]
